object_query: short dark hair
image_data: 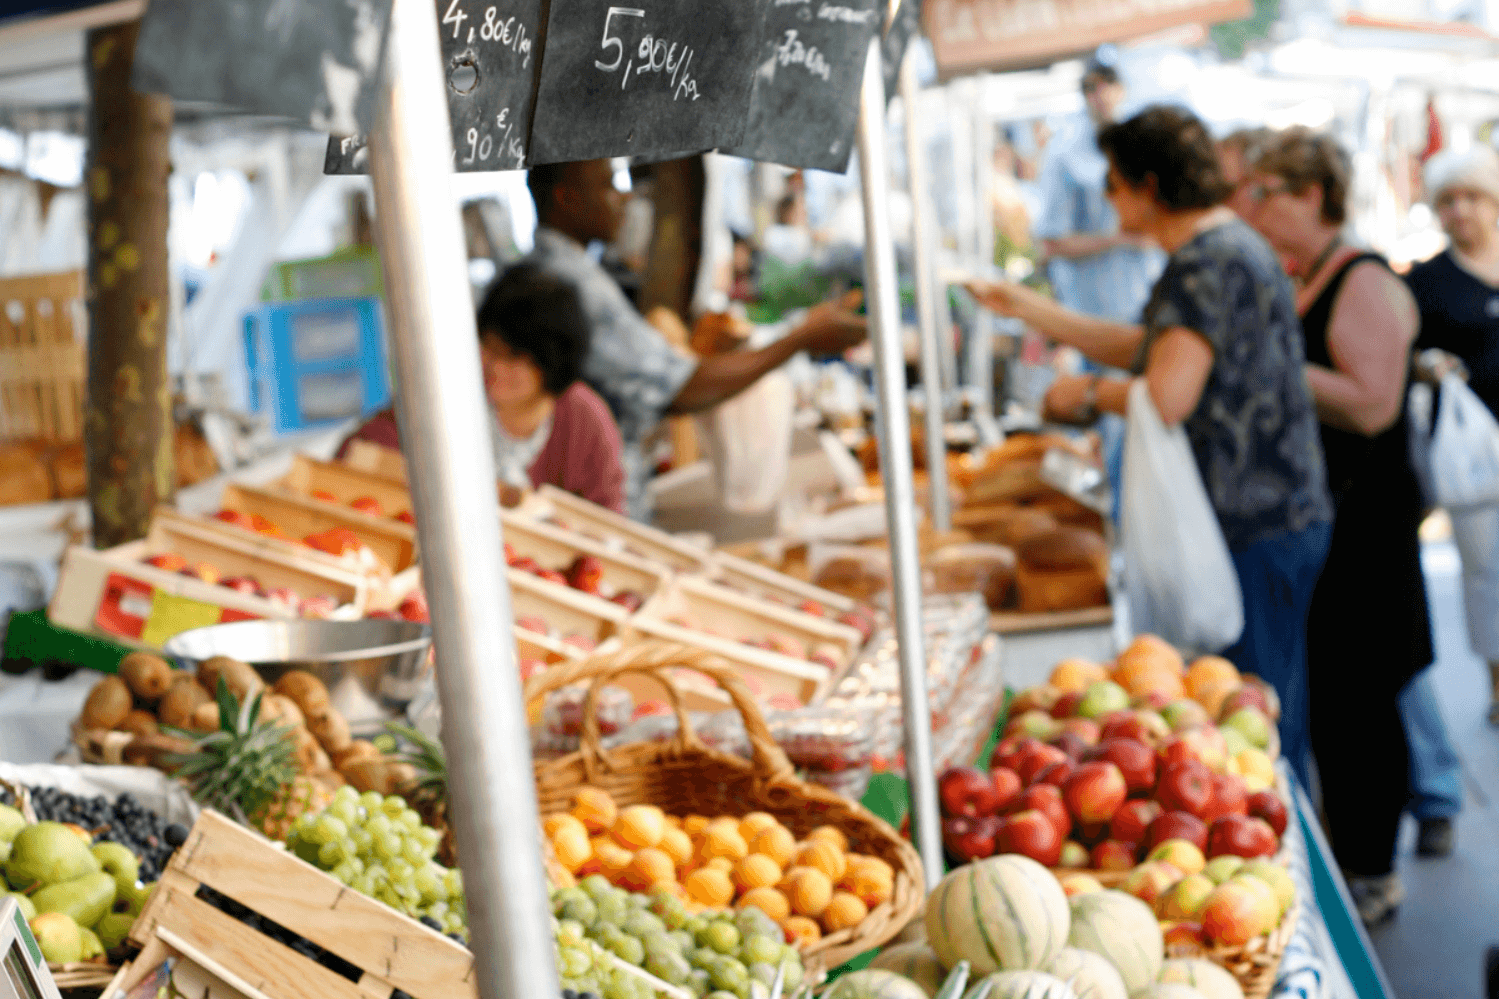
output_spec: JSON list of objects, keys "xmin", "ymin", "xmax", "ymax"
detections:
[
  {"xmin": 526, "ymin": 163, "xmax": 570, "ymax": 222},
  {"xmin": 476, "ymin": 262, "xmax": 590, "ymax": 396},
  {"xmin": 1098, "ymin": 105, "xmax": 1231, "ymax": 211},
  {"xmin": 1253, "ymin": 127, "xmax": 1351, "ymax": 226},
  {"xmin": 1081, "ymin": 61, "xmax": 1119, "ymax": 88}
]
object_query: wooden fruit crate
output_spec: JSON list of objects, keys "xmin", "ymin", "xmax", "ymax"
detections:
[
  {"xmin": 340, "ymin": 438, "xmax": 407, "ymax": 480},
  {"xmin": 220, "ymin": 481, "xmax": 418, "ymax": 573},
  {"xmin": 508, "ymin": 567, "xmax": 630, "ymax": 653},
  {"xmin": 521, "ymin": 484, "xmax": 713, "ymax": 574},
  {"xmin": 281, "ymin": 453, "xmax": 414, "ymax": 521},
  {"xmin": 0, "ymin": 270, "xmax": 85, "ymax": 442},
  {"xmin": 129, "ymin": 810, "xmax": 477, "ymax": 999},
  {"xmin": 152, "ymin": 506, "xmax": 392, "ymax": 583},
  {"xmin": 711, "ymin": 549, "xmax": 856, "ymax": 615},
  {"xmin": 502, "ymin": 511, "xmax": 669, "ymax": 606}
]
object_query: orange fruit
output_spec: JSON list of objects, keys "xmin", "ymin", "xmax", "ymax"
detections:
[
  {"xmin": 571, "ymin": 787, "xmax": 617, "ymax": 834},
  {"xmin": 796, "ymin": 840, "xmax": 848, "ymax": 882},
  {"xmin": 821, "ymin": 892, "xmax": 869, "ymax": 933},
  {"xmin": 785, "ymin": 867, "xmax": 833, "ymax": 917},
  {"xmin": 781, "ymin": 915, "xmax": 822, "ymax": 945},
  {"xmin": 700, "ymin": 824, "xmax": 748, "ymax": 862},
  {"xmin": 628, "ymin": 848, "xmax": 676, "ymax": 888},
  {"xmin": 752, "ymin": 826, "xmax": 796, "ymax": 868},
  {"xmin": 1117, "ymin": 634, "xmax": 1185, "ymax": 676},
  {"xmin": 1049, "ymin": 658, "xmax": 1106, "ymax": 693},
  {"xmin": 738, "ymin": 812, "xmax": 780, "ymax": 843},
  {"xmin": 805, "ymin": 825, "xmax": 848, "ymax": 852},
  {"xmin": 685, "ymin": 867, "xmax": 734, "ymax": 907},
  {"xmin": 544, "ymin": 813, "xmax": 586, "ymax": 840},
  {"xmin": 734, "ymin": 854, "xmax": 782, "ymax": 892},
  {"xmin": 683, "ymin": 814, "xmax": 710, "ymax": 836},
  {"xmin": 737, "ymin": 886, "xmax": 790, "ymax": 922},
  {"xmin": 613, "ymin": 805, "xmax": 666, "ymax": 850},
  {"xmin": 705, "ymin": 856, "xmax": 735, "ymax": 874},
  {"xmin": 840, "ymin": 857, "xmax": 893, "ymax": 907},
  {"xmin": 551, "ymin": 824, "xmax": 592, "ymax": 872},
  {"xmin": 659, "ymin": 827, "xmax": 693, "ymax": 867}
]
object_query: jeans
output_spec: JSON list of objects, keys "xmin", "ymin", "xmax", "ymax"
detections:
[
  {"xmin": 1400, "ymin": 668, "xmax": 1464, "ymax": 821},
  {"xmin": 1222, "ymin": 521, "xmax": 1334, "ymax": 791}
]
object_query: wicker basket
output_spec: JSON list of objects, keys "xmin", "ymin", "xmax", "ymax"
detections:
[
  {"xmin": 1168, "ymin": 899, "xmax": 1299, "ymax": 999},
  {"xmin": 525, "ymin": 643, "xmax": 926, "ymax": 972}
]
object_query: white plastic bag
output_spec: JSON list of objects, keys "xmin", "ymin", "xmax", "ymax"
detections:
[
  {"xmin": 1120, "ymin": 379, "xmax": 1244, "ymax": 652},
  {"xmin": 695, "ymin": 369, "xmax": 793, "ymax": 514},
  {"xmin": 1408, "ymin": 374, "xmax": 1499, "ymax": 510}
]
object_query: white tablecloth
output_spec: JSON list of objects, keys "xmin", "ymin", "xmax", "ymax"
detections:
[{"xmin": 0, "ymin": 668, "xmax": 96, "ymax": 764}]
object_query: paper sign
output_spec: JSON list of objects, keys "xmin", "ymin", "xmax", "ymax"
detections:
[
  {"xmin": 95, "ymin": 573, "xmax": 262, "ymax": 647},
  {"xmin": 722, "ymin": 0, "xmax": 882, "ymax": 173},
  {"xmin": 527, "ymin": 0, "xmax": 767, "ymax": 164},
  {"xmin": 325, "ymin": 0, "xmax": 543, "ymax": 173},
  {"xmin": 132, "ymin": 0, "xmax": 394, "ymax": 136}
]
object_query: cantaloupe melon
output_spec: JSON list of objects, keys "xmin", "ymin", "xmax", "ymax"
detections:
[
  {"xmin": 962, "ymin": 970, "xmax": 1079, "ymax": 999},
  {"xmin": 1065, "ymin": 890, "xmax": 1162, "ymax": 995},
  {"xmin": 825, "ymin": 969, "xmax": 932, "ymax": 999},
  {"xmin": 870, "ymin": 942, "xmax": 947, "ymax": 998},
  {"xmin": 925, "ymin": 854, "xmax": 1071, "ymax": 975},
  {"xmin": 1157, "ymin": 959, "xmax": 1243, "ymax": 999},
  {"xmin": 1043, "ymin": 946, "xmax": 1128, "ymax": 999}
]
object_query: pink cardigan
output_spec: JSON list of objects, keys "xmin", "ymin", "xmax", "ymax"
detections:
[{"xmin": 337, "ymin": 382, "xmax": 627, "ymax": 513}]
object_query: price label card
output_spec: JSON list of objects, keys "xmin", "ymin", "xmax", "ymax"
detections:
[
  {"xmin": 132, "ymin": 0, "xmax": 394, "ymax": 136},
  {"xmin": 723, "ymin": 0, "xmax": 882, "ymax": 172},
  {"xmin": 326, "ymin": 0, "xmax": 542, "ymax": 174},
  {"xmin": 527, "ymin": 0, "xmax": 767, "ymax": 164}
]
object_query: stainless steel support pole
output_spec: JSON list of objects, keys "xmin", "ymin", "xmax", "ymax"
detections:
[
  {"xmin": 969, "ymin": 92, "xmax": 996, "ymax": 415},
  {"xmin": 857, "ymin": 37, "xmax": 943, "ymax": 890},
  {"xmin": 367, "ymin": 1, "xmax": 557, "ymax": 997},
  {"xmin": 900, "ymin": 50, "xmax": 950, "ymax": 534}
]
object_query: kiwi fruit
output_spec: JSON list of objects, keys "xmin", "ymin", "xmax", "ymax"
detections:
[
  {"xmin": 158, "ymin": 676, "xmax": 211, "ymax": 728},
  {"xmin": 340, "ymin": 758, "xmax": 389, "ymax": 793},
  {"xmin": 189, "ymin": 701, "xmax": 221, "ymax": 732},
  {"xmin": 384, "ymin": 761, "xmax": 417, "ymax": 795},
  {"xmin": 80, "ymin": 676, "xmax": 132, "ymax": 730},
  {"xmin": 332, "ymin": 739, "xmax": 380, "ymax": 770},
  {"xmin": 290, "ymin": 727, "xmax": 322, "ymax": 772},
  {"xmin": 197, "ymin": 656, "xmax": 244, "ymax": 694},
  {"xmin": 261, "ymin": 694, "xmax": 305, "ymax": 729},
  {"xmin": 308, "ymin": 708, "xmax": 352, "ymax": 754},
  {"xmin": 273, "ymin": 670, "xmax": 330, "ymax": 717},
  {"xmin": 118, "ymin": 652, "xmax": 173, "ymax": 700},
  {"xmin": 306, "ymin": 743, "xmax": 332, "ymax": 774},
  {"xmin": 199, "ymin": 657, "xmax": 263, "ymax": 702},
  {"xmin": 116, "ymin": 710, "xmax": 159, "ymax": 738}
]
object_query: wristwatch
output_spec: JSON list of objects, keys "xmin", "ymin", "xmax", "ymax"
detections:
[{"xmin": 1077, "ymin": 375, "xmax": 1100, "ymax": 424}]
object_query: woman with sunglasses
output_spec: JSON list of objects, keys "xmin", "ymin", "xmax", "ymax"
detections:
[
  {"xmin": 969, "ymin": 106, "xmax": 1334, "ymax": 787},
  {"xmin": 1243, "ymin": 127, "xmax": 1428, "ymax": 926}
]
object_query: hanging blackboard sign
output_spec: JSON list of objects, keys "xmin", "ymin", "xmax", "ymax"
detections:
[
  {"xmin": 882, "ymin": 0, "xmax": 920, "ymax": 101},
  {"xmin": 526, "ymin": 0, "xmax": 766, "ymax": 165},
  {"xmin": 722, "ymin": 0, "xmax": 881, "ymax": 173},
  {"xmin": 325, "ymin": 0, "xmax": 543, "ymax": 174},
  {"xmin": 132, "ymin": 0, "xmax": 393, "ymax": 136}
]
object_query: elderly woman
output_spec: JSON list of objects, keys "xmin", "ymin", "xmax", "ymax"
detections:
[
  {"xmin": 1244, "ymin": 128, "xmax": 1429, "ymax": 925},
  {"xmin": 970, "ymin": 106, "xmax": 1333, "ymax": 786}
]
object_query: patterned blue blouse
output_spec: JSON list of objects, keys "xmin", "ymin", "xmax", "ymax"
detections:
[{"xmin": 1134, "ymin": 219, "xmax": 1333, "ymax": 550}]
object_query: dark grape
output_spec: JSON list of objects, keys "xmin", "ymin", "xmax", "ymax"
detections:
[
  {"xmin": 419, "ymin": 916, "xmax": 442, "ymax": 931},
  {"xmin": 165, "ymin": 824, "xmax": 189, "ymax": 846}
]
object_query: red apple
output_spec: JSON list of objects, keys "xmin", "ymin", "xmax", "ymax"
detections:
[
  {"xmin": 1110, "ymin": 799, "xmax": 1162, "ymax": 846},
  {"xmin": 1201, "ymin": 878, "xmax": 1277, "ymax": 945},
  {"xmin": 1157, "ymin": 760, "xmax": 1214, "ymax": 818},
  {"xmin": 1074, "ymin": 821, "xmax": 1111, "ymax": 847},
  {"xmin": 1010, "ymin": 784, "xmax": 1071, "ymax": 841},
  {"xmin": 1048, "ymin": 732, "xmax": 1090, "ymax": 762},
  {"xmin": 1091, "ymin": 839, "xmax": 1138, "ymax": 872},
  {"xmin": 349, "ymin": 496, "xmax": 383, "ymax": 517},
  {"xmin": 939, "ymin": 766, "xmax": 1003, "ymax": 818},
  {"xmin": 1050, "ymin": 691, "xmax": 1084, "ymax": 719},
  {"xmin": 1161, "ymin": 920, "xmax": 1206, "ymax": 949},
  {"xmin": 942, "ymin": 815, "xmax": 998, "ymax": 861},
  {"xmin": 1061, "ymin": 762, "xmax": 1127, "ymax": 824},
  {"xmin": 1207, "ymin": 815, "xmax": 1278, "ymax": 859},
  {"xmin": 1101, "ymin": 710, "xmax": 1171, "ymax": 747},
  {"xmin": 1032, "ymin": 759, "xmax": 1076, "ymax": 789},
  {"xmin": 995, "ymin": 809, "xmax": 1062, "ymax": 867},
  {"xmin": 1146, "ymin": 811, "xmax": 1208, "ymax": 853},
  {"xmin": 1131, "ymin": 690, "xmax": 1173, "ymax": 711},
  {"xmin": 145, "ymin": 552, "xmax": 188, "ymax": 572},
  {"xmin": 394, "ymin": 509, "xmax": 415, "ymax": 525},
  {"xmin": 567, "ymin": 555, "xmax": 605, "ymax": 594},
  {"xmin": 535, "ymin": 568, "xmax": 569, "ymax": 587},
  {"xmin": 989, "ymin": 766, "xmax": 1023, "ymax": 812},
  {"xmin": 1203, "ymin": 772, "xmax": 1248, "ymax": 825},
  {"xmin": 1217, "ymin": 684, "xmax": 1271, "ymax": 721},
  {"xmin": 1245, "ymin": 789, "xmax": 1289, "ymax": 837},
  {"xmin": 1093, "ymin": 737, "xmax": 1157, "ymax": 795},
  {"xmin": 1058, "ymin": 841, "xmax": 1090, "ymax": 868},
  {"xmin": 220, "ymin": 575, "xmax": 260, "ymax": 595},
  {"xmin": 511, "ymin": 556, "xmax": 540, "ymax": 574},
  {"xmin": 1015, "ymin": 743, "xmax": 1070, "ymax": 786},
  {"xmin": 1058, "ymin": 718, "xmax": 1101, "ymax": 745},
  {"xmin": 1122, "ymin": 860, "xmax": 1184, "ymax": 906},
  {"xmin": 397, "ymin": 592, "xmax": 430, "ymax": 623},
  {"xmin": 992, "ymin": 736, "xmax": 1038, "ymax": 773}
]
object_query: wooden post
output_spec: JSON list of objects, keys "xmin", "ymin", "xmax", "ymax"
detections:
[
  {"xmin": 84, "ymin": 19, "xmax": 175, "ymax": 548},
  {"xmin": 639, "ymin": 155, "xmax": 705, "ymax": 320}
]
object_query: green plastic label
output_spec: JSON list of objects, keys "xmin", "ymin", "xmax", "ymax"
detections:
[{"xmin": 12, "ymin": 905, "xmax": 41, "ymax": 967}]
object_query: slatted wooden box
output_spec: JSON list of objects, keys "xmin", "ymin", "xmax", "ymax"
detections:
[
  {"xmin": 520, "ymin": 484, "xmax": 713, "ymax": 574},
  {"xmin": 502, "ymin": 511, "xmax": 670, "ymax": 606},
  {"xmin": 128, "ymin": 810, "xmax": 477, "ymax": 999},
  {"xmin": 0, "ymin": 271, "xmax": 85, "ymax": 443},
  {"xmin": 281, "ymin": 453, "xmax": 415, "ymax": 520},
  {"xmin": 219, "ymin": 481, "xmax": 418, "ymax": 573}
]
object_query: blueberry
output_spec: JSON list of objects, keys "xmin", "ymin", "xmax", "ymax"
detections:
[{"xmin": 562, "ymin": 990, "xmax": 579, "ymax": 999}]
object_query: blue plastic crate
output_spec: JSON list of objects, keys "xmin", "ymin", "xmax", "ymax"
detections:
[{"xmin": 243, "ymin": 297, "xmax": 391, "ymax": 433}]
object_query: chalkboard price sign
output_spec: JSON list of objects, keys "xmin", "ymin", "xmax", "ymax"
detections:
[
  {"xmin": 325, "ymin": 0, "xmax": 544, "ymax": 173},
  {"xmin": 723, "ymin": 0, "xmax": 882, "ymax": 173},
  {"xmin": 132, "ymin": 0, "xmax": 394, "ymax": 136},
  {"xmin": 882, "ymin": 0, "xmax": 921, "ymax": 101},
  {"xmin": 527, "ymin": 0, "xmax": 766, "ymax": 164}
]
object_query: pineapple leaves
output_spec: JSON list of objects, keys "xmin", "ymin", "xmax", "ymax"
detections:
[
  {"xmin": 216, "ymin": 676, "xmax": 237, "ymax": 732},
  {"xmin": 169, "ymin": 676, "xmax": 299, "ymax": 826}
]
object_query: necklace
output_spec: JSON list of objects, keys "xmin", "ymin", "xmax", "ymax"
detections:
[{"xmin": 1297, "ymin": 234, "xmax": 1343, "ymax": 290}]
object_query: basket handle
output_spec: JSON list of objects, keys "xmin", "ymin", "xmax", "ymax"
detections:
[{"xmin": 522, "ymin": 643, "xmax": 795, "ymax": 781}]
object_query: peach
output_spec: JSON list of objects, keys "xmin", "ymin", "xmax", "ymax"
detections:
[
  {"xmin": 1201, "ymin": 876, "xmax": 1278, "ymax": 945},
  {"xmin": 1157, "ymin": 873, "xmax": 1214, "ymax": 920},
  {"xmin": 1148, "ymin": 838, "xmax": 1206, "ymax": 876}
]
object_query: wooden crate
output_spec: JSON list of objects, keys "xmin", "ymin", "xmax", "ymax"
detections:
[
  {"xmin": 129, "ymin": 810, "xmax": 476, "ymax": 999},
  {"xmin": 154, "ymin": 505, "xmax": 394, "ymax": 583},
  {"xmin": 522, "ymin": 484, "xmax": 713, "ymax": 574},
  {"xmin": 340, "ymin": 438, "xmax": 408, "ymax": 480},
  {"xmin": 0, "ymin": 271, "xmax": 85, "ymax": 442},
  {"xmin": 282, "ymin": 453, "xmax": 414, "ymax": 520},
  {"xmin": 508, "ymin": 568, "xmax": 629, "ymax": 651},
  {"xmin": 711, "ymin": 549, "xmax": 856, "ymax": 615},
  {"xmin": 502, "ymin": 511, "xmax": 669, "ymax": 606},
  {"xmin": 220, "ymin": 482, "xmax": 418, "ymax": 573}
]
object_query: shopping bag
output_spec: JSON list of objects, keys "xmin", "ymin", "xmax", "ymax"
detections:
[
  {"xmin": 695, "ymin": 369, "xmax": 793, "ymax": 514},
  {"xmin": 1120, "ymin": 379, "xmax": 1244, "ymax": 652},
  {"xmin": 1408, "ymin": 374, "xmax": 1499, "ymax": 511}
]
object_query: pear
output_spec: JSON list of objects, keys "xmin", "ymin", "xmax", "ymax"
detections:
[
  {"xmin": 0, "ymin": 804, "xmax": 24, "ymax": 843},
  {"xmin": 0, "ymin": 841, "xmax": 9, "ymax": 866},
  {"xmin": 7, "ymin": 891, "xmax": 36, "ymax": 920},
  {"xmin": 78, "ymin": 926, "xmax": 105, "ymax": 962},
  {"xmin": 31, "ymin": 872, "xmax": 116, "ymax": 929},
  {"xmin": 28, "ymin": 912, "xmax": 82, "ymax": 965},
  {"xmin": 5, "ymin": 822, "xmax": 100, "ymax": 890},
  {"xmin": 95, "ymin": 911, "xmax": 134, "ymax": 950},
  {"xmin": 119, "ymin": 880, "xmax": 155, "ymax": 917},
  {"xmin": 91, "ymin": 843, "xmax": 139, "ymax": 894}
]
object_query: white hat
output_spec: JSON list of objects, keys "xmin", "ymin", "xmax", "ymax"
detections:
[{"xmin": 1425, "ymin": 145, "xmax": 1499, "ymax": 205}]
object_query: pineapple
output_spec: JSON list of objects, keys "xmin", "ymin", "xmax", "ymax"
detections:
[
  {"xmin": 388, "ymin": 723, "xmax": 453, "ymax": 864},
  {"xmin": 165, "ymin": 679, "xmax": 329, "ymax": 839}
]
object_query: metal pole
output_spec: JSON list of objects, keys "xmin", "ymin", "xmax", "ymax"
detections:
[
  {"xmin": 969, "ymin": 89, "xmax": 996, "ymax": 415},
  {"xmin": 901, "ymin": 50, "xmax": 950, "ymax": 534},
  {"xmin": 857, "ymin": 37, "xmax": 943, "ymax": 889},
  {"xmin": 367, "ymin": 1, "xmax": 557, "ymax": 997}
]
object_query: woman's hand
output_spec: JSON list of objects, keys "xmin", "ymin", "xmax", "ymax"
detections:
[
  {"xmin": 1043, "ymin": 374, "xmax": 1097, "ymax": 425},
  {"xmin": 966, "ymin": 279, "xmax": 1040, "ymax": 319}
]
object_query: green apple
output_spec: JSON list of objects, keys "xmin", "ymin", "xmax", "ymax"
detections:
[
  {"xmin": 1220, "ymin": 726, "xmax": 1251, "ymax": 759},
  {"xmin": 1240, "ymin": 860, "xmax": 1295, "ymax": 916},
  {"xmin": 1160, "ymin": 698, "xmax": 1210, "ymax": 732},
  {"xmin": 1077, "ymin": 681, "xmax": 1129, "ymax": 719},
  {"xmin": 1201, "ymin": 855, "xmax": 1244, "ymax": 885},
  {"xmin": 1222, "ymin": 707, "xmax": 1271, "ymax": 749}
]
